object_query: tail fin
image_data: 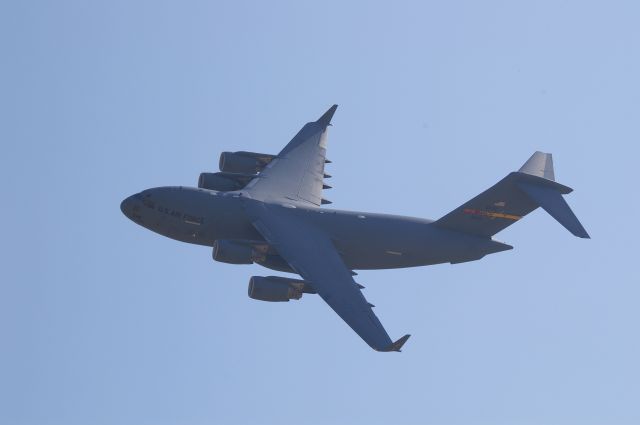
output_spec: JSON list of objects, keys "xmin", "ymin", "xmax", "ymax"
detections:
[
  {"xmin": 517, "ymin": 152, "xmax": 590, "ymax": 238},
  {"xmin": 518, "ymin": 151, "xmax": 555, "ymax": 180},
  {"xmin": 434, "ymin": 152, "xmax": 590, "ymax": 238}
]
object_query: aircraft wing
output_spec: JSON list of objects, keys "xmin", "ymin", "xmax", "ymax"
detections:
[
  {"xmin": 246, "ymin": 105, "xmax": 336, "ymax": 206},
  {"xmin": 245, "ymin": 201, "xmax": 410, "ymax": 352}
]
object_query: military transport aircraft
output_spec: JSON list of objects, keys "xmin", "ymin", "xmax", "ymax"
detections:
[{"xmin": 121, "ymin": 105, "xmax": 589, "ymax": 352}]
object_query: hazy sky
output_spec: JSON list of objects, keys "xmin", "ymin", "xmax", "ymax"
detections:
[{"xmin": 2, "ymin": 1, "xmax": 639, "ymax": 424}]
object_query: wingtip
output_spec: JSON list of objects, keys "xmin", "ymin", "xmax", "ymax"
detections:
[
  {"xmin": 316, "ymin": 104, "xmax": 338, "ymax": 126},
  {"xmin": 392, "ymin": 334, "xmax": 411, "ymax": 352},
  {"xmin": 575, "ymin": 223, "xmax": 591, "ymax": 239},
  {"xmin": 577, "ymin": 229, "xmax": 591, "ymax": 239},
  {"xmin": 378, "ymin": 334, "xmax": 411, "ymax": 352}
]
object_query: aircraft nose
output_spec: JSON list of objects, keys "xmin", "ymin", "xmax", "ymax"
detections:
[{"xmin": 120, "ymin": 194, "xmax": 137, "ymax": 218}]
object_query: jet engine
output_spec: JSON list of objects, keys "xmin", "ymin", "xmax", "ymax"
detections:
[
  {"xmin": 198, "ymin": 172, "xmax": 254, "ymax": 192},
  {"xmin": 212, "ymin": 240, "xmax": 265, "ymax": 264},
  {"xmin": 248, "ymin": 276, "xmax": 316, "ymax": 302},
  {"xmin": 219, "ymin": 151, "xmax": 276, "ymax": 174}
]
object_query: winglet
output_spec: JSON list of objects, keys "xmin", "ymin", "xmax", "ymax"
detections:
[
  {"xmin": 316, "ymin": 104, "xmax": 338, "ymax": 127},
  {"xmin": 379, "ymin": 334, "xmax": 411, "ymax": 352}
]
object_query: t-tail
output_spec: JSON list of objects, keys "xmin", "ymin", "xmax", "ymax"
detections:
[{"xmin": 434, "ymin": 151, "xmax": 590, "ymax": 239}]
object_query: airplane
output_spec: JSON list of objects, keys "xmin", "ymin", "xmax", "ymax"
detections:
[{"xmin": 120, "ymin": 105, "xmax": 589, "ymax": 352}]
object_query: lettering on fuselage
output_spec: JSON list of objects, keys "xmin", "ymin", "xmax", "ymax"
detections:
[{"xmin": 155, "ymin": 204, "xmax": 204, "ymax": 225}]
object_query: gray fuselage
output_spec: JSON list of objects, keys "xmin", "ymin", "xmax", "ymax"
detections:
[{"xmin": 120, "ymin": 186, "xmax": 511, "ymax": 271}]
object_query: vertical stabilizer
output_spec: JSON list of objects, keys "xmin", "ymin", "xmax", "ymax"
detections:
[
  {"xmin": 434, "ymin": 151, "xmax": 589, "ymax": 239},
  {"xmin": 519, "ymin": 151, "xmax": 555, "ymax": 181}
]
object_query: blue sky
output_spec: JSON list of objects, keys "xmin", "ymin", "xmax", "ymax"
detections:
[{"xmin": 1, "ymin": 1, "xmax": 639, "ymax": 424}]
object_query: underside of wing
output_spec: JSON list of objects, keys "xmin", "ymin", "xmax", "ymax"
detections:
[
  {"xmin": 246, "ymin": 106, "xmax": 337, "ymax": 206},
  {"xmin": 244, "ymin": 200, "xmax": 410, "ymax": 352}
]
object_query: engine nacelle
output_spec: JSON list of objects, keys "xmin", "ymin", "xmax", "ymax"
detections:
[
  {"xmin": 219, "ymin": 151, "xmax": 275, "ymax": 174},
  {"xmin": 248, "ymin": 276, "xmax": 315, "ymax": 302},
  {"xmin": 198, "ymin": 172, "xmax": 254, "ymax": 192},
  {"xmin": 212, "ymin": 240, "xmax": 264, "ymax": 264}
]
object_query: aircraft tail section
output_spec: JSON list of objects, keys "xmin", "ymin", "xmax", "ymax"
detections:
[
  {"xmin": 434, "ymin": 152, "xmax": 589, "ymax": 238},
  {"xmin": 516, "ymin": 181, "xmax": 590, "ymax": 238},
  {"xmin": 518, "ymin": 151, "xmax": 555, "ymax": 180}
]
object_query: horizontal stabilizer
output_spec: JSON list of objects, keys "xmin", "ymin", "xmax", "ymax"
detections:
[
  {"xmin": 434, "ymin": 151, "xmax": 588, "ymax": 239},
  {"xmin": 517, "ymin": 182, "xmax": 590, "ymax": 238}
]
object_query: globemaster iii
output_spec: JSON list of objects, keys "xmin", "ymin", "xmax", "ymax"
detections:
[{"xmin": 121, "ymin": 105, "xmax": 589, "ymax": 352}]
